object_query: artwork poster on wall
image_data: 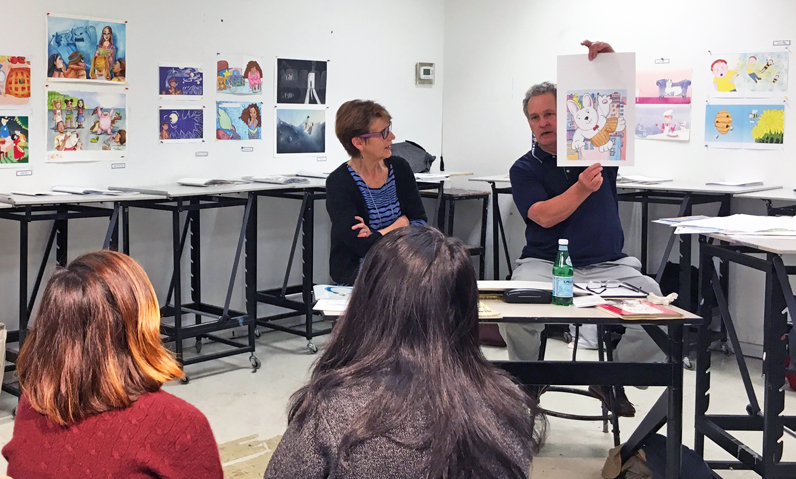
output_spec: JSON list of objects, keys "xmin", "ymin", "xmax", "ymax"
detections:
[
  {"xmin": 159, "ymin": 65, "xmax": 203, "ymax": 98},
  {"xmin": 557, "ymin": 53, "xmax": 635, "ymax": 167},
  {"xmin": 635, "ymin": 68, "xmax": 691, "ymax": 142},
  {"xmin": 216, "ymin": 101, "xmax": 262, "ymax": 140},
  {"xmin": 704, "ymin": 101, "xmax": 784, "ymax": 150},
  {"xmin": 160, "ymin": 107, "xmax": 204, "ymax": 143},
  {"xmin": 46, "ymin": 87, "xmax": 127, "ymax": 163},
  {"xmin": 276, "ymin": 58, "xmax": 327, "ymax": 105},
  {"xmin": 275, "ymin": 108, "xmax": 326, "ymax": 155},
  {"xmin": 707, "ymin": 51, "xmax": 789, "ymax": 98},
  {"xmin": 217, "ymin": 56, "xmax": 263, "ymax": 95},
  {"xmin": 47, "ymin": 14, "xmax": 127, "ymax": 83},
  {"xmin": 0, "ymin": 56, "xmax": 31, "ymax": 106},
  {"xmin": 0, "ymin": 114, "xmax": 29, "ymax": 166}
]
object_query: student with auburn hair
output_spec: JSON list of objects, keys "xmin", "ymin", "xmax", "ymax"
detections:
[
  {"xmin": 264, "ymin": 226, "xmax": 545, "ymax": 478},
  {"xmin": 2, "ymin": 250, "xmax": 223, "ymax": 479}
]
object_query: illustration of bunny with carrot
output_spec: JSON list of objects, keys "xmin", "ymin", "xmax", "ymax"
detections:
[{"xmin": 567, "ymin": 93, "xmax": 625, "ymax": 153}]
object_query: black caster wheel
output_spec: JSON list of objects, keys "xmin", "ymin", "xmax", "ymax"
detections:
[
  {"xmin": 746, "ymin": 404, "xmax": 755, "ymax": 416},
  {"xmin": 308, "ymin": 342, "xmax": 318, "ymax": 354},
  {"xmin": 180, "ymin": 376, "xmax": 190, "ymax": 385},
  {"xmin": 683, "ymin": 357, "xmax": 694, "ymax": 370},
  {"xmin": 250, "ymin": 355, "xmax": 261, "ymax": 371},
  {"xmin": 721, "ymin": 344, "xmax": 731, "ymax": 355},
  {"xmin": 254, "ymin": 328, "xmax": 261, "ymax": 339},
  {"xmin": 195, "ymin": 339, "xmax": 203, "ymax": 354},
  {"xmin": 563, "ymin": 332, "xmax": 573, "ymax": 344},
  {"xmin": 12, "ymin": 407, "xmax": 16, "ymax": 419}
]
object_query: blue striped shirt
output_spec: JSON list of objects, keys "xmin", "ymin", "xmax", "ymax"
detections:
[{"xmin": 348, "ymin": 165, "xmax": 426, "ymax": 231}]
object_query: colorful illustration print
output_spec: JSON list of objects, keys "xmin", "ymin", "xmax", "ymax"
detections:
[
  {"xmin": 160, "ymin": 109, "xmax": 203, "ymax": 141},
  {"xmin": 47, "ymin": 15, "xmax": 127, "ymax": 82},
  {"xmin": 636, "ymin": 69, "xmax": 692, "ymax": 104},
  {"xmin": 217, "ymin": 59, "xmax": 263, "ymax": 95},
  {"xmin": 275, "ymin": 108, "xmax": 326, "ymax": 154},
  {"xmin": 47, "ymin": 90, "xmax": 126, "ymax": 153},
  {"xmin": 565, "ymin": 90, "xmax": 628, "ymax": 162},
  {"xmin": 276, "ymin": 58, "xmax": 327, "ymax": 104},
  {"xmin": 159, "ymin": 67, "xmax": 203, "ymax": 96},
  {"xmin": 708, "ymin": 52, "xmax": 789, "ymax": 97},
  {"xmin": 0, "ymin": 56, "xmax": 31, "ymax": 106},
  {"xmin": 704, "ymin": 103, "xmax": 784, "ymax": 148},
  {"xmin": 216, "ymin": 102, "xmax": 262, "ymax": 140},
  {"xmin": 635, "ymin": 104, "xmax": 690, "ymax": 142},
  {"xmin": 0, "ymin": 116, "xmax": 29, "ymax": 165}
]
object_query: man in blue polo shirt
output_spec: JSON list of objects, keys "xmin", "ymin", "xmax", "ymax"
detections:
[{"xmin": 499, "ymin": 40, "xmax": 664, "ymax": 417}]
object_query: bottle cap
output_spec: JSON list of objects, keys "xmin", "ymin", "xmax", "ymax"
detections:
[{"xmin": 558, "ymin": 239, "xmax": 569, "ymax": 245}]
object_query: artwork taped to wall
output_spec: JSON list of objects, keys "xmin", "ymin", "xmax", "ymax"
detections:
[
  {"xmin": 636, "ymin": 69, "xmax": 691, "ymax": 104},
  {"xmin": 159, "ymin": 66, "xmax": 203, "ymax": 98},
  {"xmin": 216, "ymin": 101, "xmax": 262, "ymax": 140},
  {"xmin": 557, "ymin": 53, "xmax": 635, "ymax": 167},
  {"xmin": 275, "ymin": 108, "xmax": 326, "ymax": 155},
  {"xmin": 160, "ymin": 108, "xmax": 203, "ymax": 142},
  {"xmin": 704, "ymin": 102, "xmax": 784, "ymax": 149},
  {"xmin": 217, "ymin": 57, "xmax": 263, "ymax": 95},
  {"xmin": 47, "ymin": 14, "xmax": 127, "ymax": 83},
  {"xmin": 0, "ymin": 56, "xmax": 31, "ymax": 106},
  {"xmin": 636, "ymin": 104, "xmax": 691, "ymax": 142},
  {"xmin": 0, "ymin": 115, "xmax": 29, "ymax": 166},
  {"xmin": 276, "ymin": 58, "xmax": 327, "ymax": 105},
  {"xmin": 46, "ymin": 88, "xmax": 127, "ymax": 162},
  {"xmin": 708, "ymin": 51, "xmax": 789, "ymax": 98}
]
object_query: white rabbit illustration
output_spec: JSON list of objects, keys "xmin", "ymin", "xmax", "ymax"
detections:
[{"xmin": 567, "ymin": 94, "xmax": 625, "ymax": 153}]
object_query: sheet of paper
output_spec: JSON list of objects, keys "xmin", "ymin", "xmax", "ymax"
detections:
[
  {"xmin": 477, "ymin": 280, "xmax": 552, "ymax": 292},
  {"xmin": 573, "ymin": 295, "xmax": 608, "ymax": 308},
  {"xmin": 313, "ymin": 285, "xmax": 352, "ymax": 300},
  {"xmin": 672, "ymin": 214, "xmax": 796, "ymax": 235},
  {"xmin": 619, "ymin": 175, "xmax": 673, "ymax": 184},
  {"xmin": 574, "ymin": 282, "xmax": 648, "ymax": 298},
  {"xmin": 557, "ymin": 52, "xmax": 635, "ymax": 167},
  {"xmin": 313, "ymin": 298, "xmax": 348, "ymax": 313}
]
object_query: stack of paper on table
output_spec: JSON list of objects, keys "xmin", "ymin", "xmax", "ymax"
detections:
[
  {"xmin": 313, "ymin": 298, "xmax": 349, "ymax": 314},
  {"xmin": 477, "ymin": 280, "xmax": 552, "ymax": 292},
  {"xmin": 705, "ymin": 180, "xmax": 764, "ymax": 187},
  {"xmin": 177, "ymin": 178, "xmax": 239, "ymax": 187},
  {"xmin": 248, "ymin": 175, "xmax": 309, "ymax": 185},
  {"xmin": 51, "ymin": 186, "xmax": 124, "ymax": 195},
  {"xmin": 617, "ymin": 175, "xmax": 673, "ymax": 185},
  {"xmin": 10, "ymin": 191, "xmax": 60, "ymax": 197},
  {"xmin": 296, "ymin": 171, "xmax": 330, "ymax": 179},
  {"xmin": 414, "ymin": 173, "xmax": 451, "ymax": 182},
  {"xmin": 660, "ymin": 214, "xmax": 796, "ymax": 236}
]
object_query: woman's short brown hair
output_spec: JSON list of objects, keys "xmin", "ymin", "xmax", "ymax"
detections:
[
  {"xmin": 18, "ymin": 250, "xmax": 183, "ymax": 425},
  {"xmin": 335, "ymin": 100, "xmax": 391, "ymax": 157}
]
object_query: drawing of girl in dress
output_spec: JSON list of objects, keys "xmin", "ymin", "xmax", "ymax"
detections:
[
  {"xmin": 240, "ymin": 104, "xmax": 261, "ymax": 139},
  {"xmin": 246, "ymin": 61, "xmax": 262, "ymax": 93},
  {"xmin": 90, "ymin": 26, "xmax": 116, "ymax": 80}
]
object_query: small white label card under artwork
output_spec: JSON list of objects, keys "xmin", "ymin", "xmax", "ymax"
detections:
[{"xmin": 557, "ymin": 52, "xmax": 635, "ymax": 167}]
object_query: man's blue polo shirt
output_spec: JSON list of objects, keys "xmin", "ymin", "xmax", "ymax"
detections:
[{"xmin": 509, "ymin": 143, "xmax": 626, "ymax": 268}]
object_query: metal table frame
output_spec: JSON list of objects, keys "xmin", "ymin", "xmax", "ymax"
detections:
[
  {"xmin": 122, "ymin": 194, "xmax": 260, "ymax": 378},
  {"xmin": 0, "ymin": 202, "xmax": 120, "ymax": 397},
  {"xmin": 696, "ymin": 238, "xmax": 796, "ymax": 477}
]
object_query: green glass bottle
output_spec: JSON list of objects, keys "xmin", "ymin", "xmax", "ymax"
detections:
[{"xmin": 552, "ymin": 239, "xmax": 574, "ymax": 306}]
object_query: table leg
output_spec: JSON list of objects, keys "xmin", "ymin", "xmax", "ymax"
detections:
[
  {"xmin": 666, "ymin": 323, "xmax": 684, "ymax": 479},
  {"xmin": 762, "ymin": 254, "xmax": 787, "ymax": 474},
  {"xmin": 491, "ymin": 182, "xmax": 500, "ymax": 280}
]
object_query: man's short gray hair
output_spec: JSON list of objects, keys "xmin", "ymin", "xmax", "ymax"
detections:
[{"xmin": 522, "ymin": 82, "xmax": 557, "ymax": 119}]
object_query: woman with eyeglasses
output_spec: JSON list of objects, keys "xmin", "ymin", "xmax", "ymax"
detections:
[
  {"xmin": 264, "ymin": 226, "xmax": 545, "ymax": 478},
  {"xmin": 325, "ymin": 100, "xmax": 427, "ymax": 285}
]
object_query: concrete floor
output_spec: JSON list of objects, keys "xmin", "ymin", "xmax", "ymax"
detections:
[{"xmin": 0, "ymin": 323, "xmax": 794, "ymax": 478}]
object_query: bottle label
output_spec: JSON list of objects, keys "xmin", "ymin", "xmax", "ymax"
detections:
[{"xmin": 553, "ymin": 275, "xmax": 573, "ymax": 298}]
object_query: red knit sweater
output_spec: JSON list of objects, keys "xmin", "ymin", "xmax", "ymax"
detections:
[{"xmin": 3, "ymin": 389, "xmax": 224, "ymax": 479}]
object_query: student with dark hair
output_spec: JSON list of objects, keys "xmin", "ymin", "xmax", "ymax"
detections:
[
  {"xmin": 3, "ymin": 250, "xmax": 223, "ymax": 479},
  {"xmin": 264, "ymin": 226, "xmax": 545, "ymax": 478},
  {"xmin": 326, "ymin": 99, "xmax": 427, "ymax": 285}
]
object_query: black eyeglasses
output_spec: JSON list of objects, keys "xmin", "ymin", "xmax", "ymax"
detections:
[
  {"xmin": 586, "ymin": 280, "xmax": 621, "ymax": 295},
  {"xmin": 359, "ymin": 122, "xmax": 392, "ymax": 140}
]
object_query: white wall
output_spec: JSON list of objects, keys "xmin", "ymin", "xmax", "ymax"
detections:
[
  {"xmin": 442, "ymin": 0, "xmax": 796, "ymax": 352},
  {"xmin": 0, "ymin": 0, "xmax": 445, "ymax": 329}
]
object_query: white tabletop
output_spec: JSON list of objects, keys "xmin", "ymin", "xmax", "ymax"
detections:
[
  {"xmin": 706, "ymin": 233, "xmax": 796, "ymax": 255},
  {"xmin": 617, "ymin": 181, "xmax": 782, "ymax": 195},
  {"xmin": 0, "ymin": 192, "xmax": 165, "ymax": 207},
  {"xmin": 734, "ymin": 188, "xmax": 796, "ymax": 202},
  {"xmin": 469, "ymin": 174, "xmax": 511, "ymax": 184},
  {"xmin": 113, "ymin": 179, "xmax": 326, "ymax": 199}
]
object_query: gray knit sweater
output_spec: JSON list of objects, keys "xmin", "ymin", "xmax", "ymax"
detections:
[{"xmin": 263, "ymin": 385, "xmax": 532, "ymax": 478}]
